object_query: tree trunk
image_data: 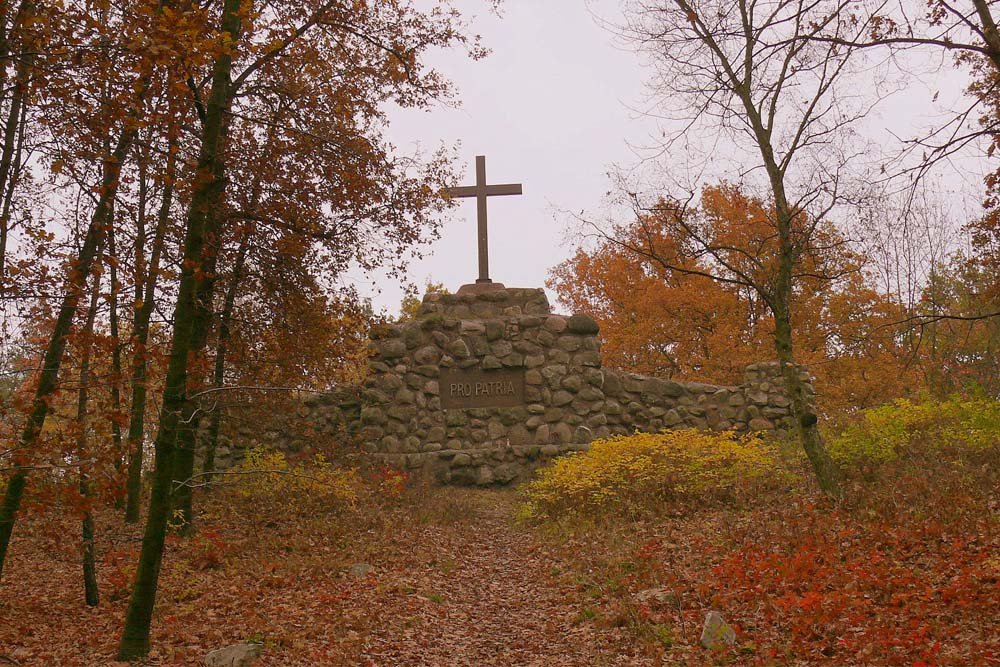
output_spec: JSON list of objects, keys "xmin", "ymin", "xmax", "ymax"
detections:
[
  {"xmin": 733, "ymin": 56, "xmax": 844, "ymax": 498},
  {"xmin": 77, "ymin": 238, "xmax": 104, "ymax": 607},
  {"xmin": 124, "ymin": 144, "xmax": 174, "ymax": 524},
  {"xmin": 202, "ymin": 227, "xmax": 251, "ymax": 477},
  {"xmin": 972, "ymin": 0, "xmax": 1000, "ymax": 71},
  {"xmin": 107, "ymin": 217, "xmax": 124, "ymax": 507},
  {"xmin": 0, "ymin": 79, "xmax": 26, "ymax": 292},
  {"xmin": 0, "ymin": 0, "xmax": 29, "ymax": 209},
  {"xmin": 117, "ymin": 1, "xmax": 242, "ymax": 657},
  {"xmin": 0, "ymin": 1, "xmax": 15, "ymax": 96},
  {"xmin": 771, "ymin": 283, "xmax": 843, "ymax": 497},
  {"xmin": 169, "ymin": 21, "xmax": 254, "ymax": 532},
  {"xmin": 0, "ymin": 128, "xmax": 136, "ymax": 579},
  {"xmin": 771, "ymin": 201, "xmax": 843, "ymax": 498},
  {"xmin": 170, "ymin": 246, "xmax": 219, "ymax": 535},
  {"xmin": 0, "ymin": 0, "xmax": 32, "ymax": 292}
]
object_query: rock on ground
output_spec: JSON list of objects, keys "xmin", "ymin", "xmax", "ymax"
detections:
[
  {"xmin": 700, "ymin": 610, "xmax": 737, "ymax": 649},
  {"xmin": 635, "ymin": 586, "xmax": 678, "ymax": 607},
  {"xmin": 349, "ymin": 562, "xmax": 374, "ymax": 578},
  {"xmin": 204, "ymin": 642, "xmax": 263, "ymax": 667}
]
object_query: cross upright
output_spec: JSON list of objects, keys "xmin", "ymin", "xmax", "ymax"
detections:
[{"xmin": 443, "ymin": 155, "xmax": 523, "ymax": 284}]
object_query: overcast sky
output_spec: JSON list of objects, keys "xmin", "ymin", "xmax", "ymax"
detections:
[
  {"xmin": 353, "ymin": 1, "xmax": 655, "ymax": 315},
  {"xmin": 357, "ymin": 1, "xmax": 986, "ymax": 317}
]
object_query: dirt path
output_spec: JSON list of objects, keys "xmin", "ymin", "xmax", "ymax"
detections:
[
  {"xmin": 0, "ymin": 488, "xmax": 652, "ymax": 666},
  {"xmin": 352, "ymin": 489, "xmax": 651, "ymax": 667}
]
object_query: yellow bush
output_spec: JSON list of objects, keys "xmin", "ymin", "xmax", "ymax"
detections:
[
  {"xmin": 519, "ymin": 430, "xmax": 784, "ymax": 521},
  {"xmin": 238, "ymin": 446, "xmax": 358, "ymax": 515},
  {"xmin": 828, "ymin": 397, "xmax": 1000, "ymax": 469}
]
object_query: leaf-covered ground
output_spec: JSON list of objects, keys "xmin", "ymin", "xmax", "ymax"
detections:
[
  {"xmin": 1, "ymin": 479, "xmax": 997, "ymax": 666},
  {"xmin": 0, "ymin": 488, "xmax": 650, "ymax": 666},
  {"xmin": 542, "ymin": 496, "xmax": 1000, "ymax": 666}
]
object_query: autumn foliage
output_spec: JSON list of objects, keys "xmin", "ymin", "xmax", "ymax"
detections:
[
  {"xmin": 519, "ymin": 430, "xmax": 784, "ymax": 521},
  {"xmin": 2, "ymin": 0, "xmax": 1000, "ymax": 664},
  {"xmin": 5, "ymin": 404, "xmax": 997, "ymax": 665},
  {"xmin": 236, "ymin": 446, "xmax": 359, "ymax": 517},
  {"xmin": 549, "ymin": 184, "xmax": 922, "ymax": 414},
  {"xmin": 0, "ymin": 0, "xmax": 488, "ymax": 658},
  {"xmin": 526, "ymin": 400, "xmax": 1000, "ymax": 666}
]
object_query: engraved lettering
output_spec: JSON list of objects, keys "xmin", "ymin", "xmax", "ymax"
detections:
[{"xmin": 440, "ymin": 369, "xmax": 526, "ymax": 409}]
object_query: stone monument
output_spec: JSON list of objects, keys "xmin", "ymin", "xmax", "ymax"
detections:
[
  {"xmin": 225, "ymin": 156, "xmax": 813, "ymax": 484},
  {"xmin": 345, "ymin": 288, "xmax": 809, "ymax": 485}
]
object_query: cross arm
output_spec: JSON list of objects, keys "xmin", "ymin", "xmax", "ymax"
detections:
[
  {"xmin": 484, "ymin": 183, "xmax": 522, "ymax": 196},
  {"xmin": 442, "ymin": 183, "xmax": 523, "ymax": 199},
  {"xmin": 442, "ymin": 185, "xmax": 479, "ymax": 198}
]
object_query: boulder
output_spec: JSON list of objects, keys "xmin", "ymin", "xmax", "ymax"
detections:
[
  {"xmin": 700, "ymin": 610, "xmax": 737, "ymax": 650},
  {"xmin": 567, "ymin": 313, "xmax": 600, "ymax": 335},
  {"xmin": 448, "ymin": 339, "xmax": 470, "ymax": 358},
  {"xmin": 482, "ymin": 355, "xmax": 503, "ymax": 369},
  {"xmin": 460, "ymin": 320, "xmax": 486, "ymax": 333},
  {"xmin": 380, "ymin": 339, "xmax": 406, "ymax": 359},
  {"xmin": 485, "ymin": 319, "xmax": 505, "ymax": 341},
  {"xmin": 413, "ymin": 345, "xmax": 441, "ymax": 365},
  {"xmin": 636, "ymin": 587, "xmax": 678, "ymax": 607},
  {"xmin": 543, "ymin": 315, "xmax": 568, "ymax": 332},
  {"xmin": 204, "ymin": 643, "xmax": 263, "ymax": 667}
]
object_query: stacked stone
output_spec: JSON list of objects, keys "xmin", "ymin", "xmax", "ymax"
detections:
[
  {"xmin": 598, "ymin": 373, "xmax": 742, "ymax": 435},
  {"xmin": 255, "ymin": 287, "xmax": 815, "ymax": 485},
  {"xmin": 741, "ymin": 361, "xmax": 816, "ymax": 432},
  {"xmin": 355, "ymin": 289, "xmax": 610, "ymax": 485},
  {"xmin": 217, "ymin": 387, "xmax": 360, "ymax": 470},
  {"xmin": 416, "ymin": 288, "xmax": 552, "ymax": 318},
  {"xmin": 597, "ymin": 363, "xmax": 809, "ymax": 437},
  {"xmin": 339, "ymin": 288, "xmax": 818, "ymax": 484}
]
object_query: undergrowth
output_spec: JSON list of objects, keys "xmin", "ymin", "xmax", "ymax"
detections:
[
  {"xmin": 829, "ymin": 395, "xmax": 1000, "ymax": 470},
  {"xmin": 520, "ymin": 399, "xmax": 1000, "ymax": 666},
  {"xmin": 237, "ymin": 446, "xmax": 360, "ymax": 517},
  {"xmin": 519, "ymin": 429, "xmax": 793, "ymax": 522}
]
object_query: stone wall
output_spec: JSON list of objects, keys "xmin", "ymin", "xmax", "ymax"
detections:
[
  {"xmin": 296, "ymin": 287, "xmax": 813, "ymax": 485},
  {"xmin": 201, "ymin": 386, "xmax": 361, "ymax": 471}
]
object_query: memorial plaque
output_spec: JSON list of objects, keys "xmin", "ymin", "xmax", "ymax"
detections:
[{"xmin": 440, "ymin": 368, "xmax": 526, "ymax": 409}]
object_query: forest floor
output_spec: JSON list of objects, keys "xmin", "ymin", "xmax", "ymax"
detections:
[
  {"xmin": 1, "ymin": 474, "xmax": 999, "ymax": 666},
  {"xmin": 0, "ymin": 485, "xmax": 651, "ymax": 667}
]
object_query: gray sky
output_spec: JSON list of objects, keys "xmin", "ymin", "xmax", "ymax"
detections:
[
  {"xmin": 360, "ymin": 1, "xmax": 654, "ymax": 315},
  {"xmin": 359, "ymin": 1, "xmax": 987, "ymax": 316}
]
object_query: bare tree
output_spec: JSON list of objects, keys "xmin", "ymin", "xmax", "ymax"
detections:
[
  {"xmin": 852, "ymin": 179, "xmax": 963, "ymax": 309},
  {"xmin": 816, "ymin": 0, "xmax": 1000, "ymax": 179},
  {"xmin": 809, "ymin": 2, "xmax": 1000, "ymax": 348},
  {"xmin": 603, "ymin": 0, "xmax": 899, "ymax": 496}
]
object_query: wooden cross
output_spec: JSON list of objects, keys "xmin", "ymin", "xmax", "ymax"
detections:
[{"xmin": 443, "ymin": 155, "xmax": 523, "ymax": 284}]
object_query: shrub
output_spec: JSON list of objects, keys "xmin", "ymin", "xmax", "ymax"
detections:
[
  {"xmin": 237, "ymin": 446, "xmax": 359, "ymax": 516},
  {"xmin": 186, "ymin": 529, "xmax": 230, "ymax": 570},
  {"xmin": 828, "ymin": 396, "xmax": 1000, "ymax": 470},
  {"xmin": 371, "ymin": 465, "xmax": 409, "ymax": 499},
  {"xmin": 519, "ymin": 430, "xmax": 786, "ymax": 522}
]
